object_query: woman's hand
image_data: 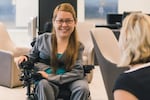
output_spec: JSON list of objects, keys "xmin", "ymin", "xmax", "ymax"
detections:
[
  {"xmin": 16, "ymin": 55, "xmax": 28, "ymax": 65},
  {"xmin": 38, "ymin": 71, "xmax": 49, "ymax": 79}
]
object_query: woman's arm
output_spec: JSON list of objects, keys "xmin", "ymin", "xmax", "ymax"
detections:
[{"xmin": 114, "ymin": 89, "xmax": 138, "ymax": 100}]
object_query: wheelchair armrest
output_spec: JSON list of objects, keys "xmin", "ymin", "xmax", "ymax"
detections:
[
  {"xmin": 83, "ymin": 65, "xmax": 95, "ymax": 83},
  {"xmin": 83, "ymin": 65, "xmax": 95, "ymax": 74}
]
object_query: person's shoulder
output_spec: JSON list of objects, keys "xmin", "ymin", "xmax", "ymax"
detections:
[
  {"xmin": 113, "ymin": 73, "xmax": 131, "ymax": 92},
  {"xmin": 35, "ymin": 33, "xmax": 53, "ymax": 44},
  {"xmin": 113, "ymin": 72, "xmax": 137, "ymax": 89},
  {"xmin": 38, "ymin": 32, "xmax": 53, "ymax": 39},
  {"xmin": 116, "ymin": 73, "xmax": 133, "ymax": 83},
  {"xmin": 39, "ymin": 32, "xmax": 52, "ymax": 37}
]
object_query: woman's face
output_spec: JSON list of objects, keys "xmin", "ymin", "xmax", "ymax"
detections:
[{"xmin": 53, "ymin": 11, "xmax": 76, "ymax": 39}]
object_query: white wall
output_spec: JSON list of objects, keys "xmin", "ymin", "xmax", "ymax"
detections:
[
  {"xmin": 15, "ymin": 0, "xmax": 84, "ymax": 27},
  {"xmin": 118, "ymin": 0, "xmax": 150, "ymax": 13},
  {"xmin": 16, "ymin": 0, "xmax": 150, "ymax": 27},
  {"xmin": 16, "ymin": 0, "xmax": 38, "ymax": 27},
  {"xmin": 77, "ymin": 0, "xmax": 85, "ymax": 22}
]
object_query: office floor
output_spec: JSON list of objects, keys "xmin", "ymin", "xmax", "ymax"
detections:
[
  {"xmin": 0, "ymin": 66, "xmax": 108, "ymax": 100},
  {"xmin": 0, "ymin": 29, "xmax": 108, "ymax": 100}
]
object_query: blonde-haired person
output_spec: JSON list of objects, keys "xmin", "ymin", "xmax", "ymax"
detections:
[
  {"xmin": 17, "ymin": 3, "xmax": 90, "ymax": 100},
  {"xmin": 113, "ymin": 13, "xmax": 150, "ymax": 100}
]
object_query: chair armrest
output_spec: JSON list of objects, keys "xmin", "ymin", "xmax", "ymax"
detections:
[
  {"xmin": 83, "ymin": 65, "xmax": 95, "ymax": 73},
  {"xmin": 83, "ymin": 65, "xmax": 95, "ymax": 83},
  {"xmin": 0, "ymin": 50, "xmax": 14, "ymax": 87},
  {"xmin": 0, "ymin": 50, "xmax": 22, "ymax": 88},
  {"xmin": 82, "ymin": 44, "xmax": 94, "ymax": 83},
  {"xmin": 14, "ymin": 46, "xmax": 31, "ymax": 57},
  {"xmin": 83, "ymin": 44, "xmax": 94, "ymax": 65},
  {"xmin": 0, "ymin": 49, "xmax": 13, "ymax": 61}
]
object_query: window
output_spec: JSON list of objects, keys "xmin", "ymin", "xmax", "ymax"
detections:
[
  {"xmin": 0, "ymin": 0, "xmax": 38, "ymax": 29},
  {"xmin": 0, "ymin": 0, "xmax": 16, "ymax": 28},
  {"xmin": 85, "ymin": 0, "xmax": 118, "ymax": 24}
]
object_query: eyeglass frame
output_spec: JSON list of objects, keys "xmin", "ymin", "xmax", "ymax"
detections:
[{"xmin": 55, "ymin": 19, "xmax": 74, "ymax": 24}]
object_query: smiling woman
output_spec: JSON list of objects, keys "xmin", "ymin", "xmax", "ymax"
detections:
[{"xmin": 16, "ymin": 3, "xmax": 90, "ymax": 100}]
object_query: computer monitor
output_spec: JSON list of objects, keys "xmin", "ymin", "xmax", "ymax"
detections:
[
  {"xmin": 106, "ymin": 13, "xmax": 122, "ymax": 29},
  {"xmin": 107, "ymin": 13, "xmax": 122, "ymax": 25}
]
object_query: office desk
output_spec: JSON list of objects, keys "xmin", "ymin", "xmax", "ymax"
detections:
[{"xmin": 95, "ymin": 24, "xmax": 120, "ymax": 40}]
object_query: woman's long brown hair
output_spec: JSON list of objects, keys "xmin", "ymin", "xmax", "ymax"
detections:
[{"xmin": 51, "ymin": 3, "xmax": 79, "ymax": 73}]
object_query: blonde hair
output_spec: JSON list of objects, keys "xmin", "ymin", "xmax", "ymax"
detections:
[
  {"xmin": 119, "ymin": 13, "xmax": 150, "ymax": 66},
  {"xmin": 51, "ymin": 3, "xmax": 79, "ymax": 72}
]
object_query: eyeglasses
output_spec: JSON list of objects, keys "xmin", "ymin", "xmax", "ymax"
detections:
[{"xmin": 55, "ymin": 19, "xmax": 74, "ymax": 24}]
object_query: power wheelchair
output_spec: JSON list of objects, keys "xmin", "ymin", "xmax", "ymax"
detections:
[{"xmin": 19, "ymin": 60, "xmax": 94, "ymax": 100}]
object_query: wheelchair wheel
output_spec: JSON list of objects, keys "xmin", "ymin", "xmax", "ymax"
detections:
[
  {"xmin": 26, "ymin": 94, "xmax": 38, "ymax": 100},
  {"xmin": 26, "ymin": 96, "xmax": 34, "ymax": 100},
  {"xmin": 33, "ymin": 93, "xmax": 38, "ymax": 100}
]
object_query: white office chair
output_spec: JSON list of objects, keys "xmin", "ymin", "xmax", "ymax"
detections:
[
  {"xmin": 90, "ymin": 27, "xmax": 128, "ymax": 100},
  {"xmin": 0, "ymin": 22, "xmax": 30, "ymax": 88}
]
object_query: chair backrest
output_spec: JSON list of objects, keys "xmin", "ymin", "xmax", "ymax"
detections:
[
  {"xmin": 28, "ymin": 16, "xmax": 37, "ymax": 38},
  {"xmin": 91, "ymin": 27, "xmax": 121, "ymax": 64},
  {"xmin": 0, "ymin": 22, "xmax": 16, "ymax": 52},
  {"xmin": 0, "ymin": 22, "xmax": 30, "ymax": 57},
  {"xmin": 90, "ymin": 27, "xmax": 128, "ymax": 100},
  {"xmin": 76, "ymin": 22, "xmax": 95, "ymax": 65}
]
